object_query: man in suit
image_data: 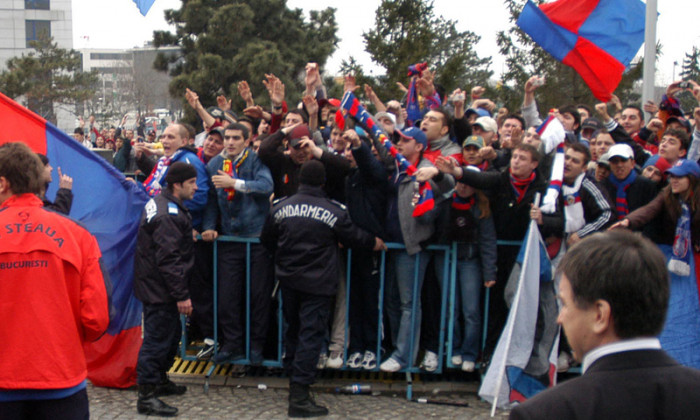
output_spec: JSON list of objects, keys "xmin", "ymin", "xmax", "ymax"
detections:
[{"xmin": 510, "ymin": 230, "xmax": 700, "ymax": 420}]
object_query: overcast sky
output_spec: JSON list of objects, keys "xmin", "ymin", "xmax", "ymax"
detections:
[{"xmin": 72, "ymin": 0, "xmax": 699, "ymax": 85}]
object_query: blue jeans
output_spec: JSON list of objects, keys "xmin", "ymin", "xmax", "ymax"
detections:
[
  {"xmin": 387, "ymin": 250, "xmax": 430, "ymax": 367},
  {"xmin": 455, "ymin": 257, "xmax": 482, "ymax": 362}
]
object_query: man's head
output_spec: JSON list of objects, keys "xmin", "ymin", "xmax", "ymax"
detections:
[
  {"xmin": 0, "ymin": 142, "xmax": 44, "ymax": 203},
  {"xmin": 563, "ymin": 143, "xmax": 590, "ymax": 184},
  {"xmin": 223, "ymin": 123, "xmax": 250, "ymax": 157},
  {"xmin": 580, "ymin": 118, "xmax": 603, "ymax": 141},
  {"xmin": 472, "ymin": 117, "xmax": 498, "ymax": 145},
  {"xmin": 420, "ymin": 108, "xmax": 451, "ymax": 142},
  {"xmin": 659, "ymin": 128, "xmax": 689, "ymax": 165},
  {"xmin": 665, "ymin": 116, "xmax": 692, "ymax": 134},
  {"xmin": 73, "ymin": 127, "xmax": 84, "ymax": 142},
  {"xmin": 147, "ymin": 129, "xmax": 157, "ymax": 143},
  {"xmin": 523, "ymin": 126, "xmax": 542, "ymax": 149},
  {"xmin": 165, "ymin": 162, "xmax": 198, "ymax": 201},
  {"xmin": 619, "ymin": 106, "xmax": 644, "ymax": 134},
  {"xmin": 556, "ymin": 230, "xmax": 669, "ymax": 362},
  {"xmin": 509, "ymin": 144, "xmax": 540, "ymax": 179},
  {"xmin": 284, "ymin": 109, "xmax": 308, "ymax": 127},
  {"xmin": 330, "ymin": 126, "xmax": 347, "ymax": 153},
  {"xmin": 37, "ymin": 153, "xmax": 52, "ymax": 184},
  {"xmin": 595, "ymin": 153, "xmax": 611, "ymax": 183},
  {"xmin": 557, "ymin": 105, "xmax": 581, "ymax": 133},
  {"xmin": 594, "ymin": 132, "xmax": 615, "ymax": 161},
  {"xmin": 161, "ymin": 123, "xmax": 189, "ymax": 157},
  {"xmin": 499, "ymin": 115, "xmax": 525, "ymax": 144},
  {"xmin": 607, "ymin": 144, "xmax": 635, "ymax": 180},
  {"xmin": 375, "ymin": 111, "xmax": 396, "ymax": 134},
  {"xmin": 396, "ymin": 127, "xmax": 428, "ymax": 162},
  {"xmin": 287, "ymin": 124, "xmax": 312, "ymax": 165},
  {"xmin": 577, "ymin": 104, "xmax": 592, "ymax": 121},
  {"xmin": 202, "ymin": 127, "xmax": 225, "ymax": 159},
  {"xmin": 299, "ymin": 160, "xmax": 326, "ymax": 187},
  {"xmin": 641, "ymin": 155, "xmax": 671, "ymax": 184},
  {"xmin": 124, "ymin": 129, "xmax": 134, "ymax": 140},
  {"xmin": 462, "ymin": 135, "xmax": 485, "ymax": 166}
]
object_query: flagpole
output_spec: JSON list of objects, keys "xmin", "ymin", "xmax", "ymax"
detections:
[
  {"xmin": 641, "ymin": 0, "xmax": 657, "ymax": 119},
  {"xmin": 490, "ymin": 194, "xmax": 541, "ymax": 416}
]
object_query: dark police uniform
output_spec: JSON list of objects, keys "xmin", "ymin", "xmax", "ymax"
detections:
[
  {"xmin": 134, "ymin": 190, "xmax": 194, "ymax": 387},
  {"xmin": 260, "ymin": 184, "xmax": 376, "ymax": 385}
]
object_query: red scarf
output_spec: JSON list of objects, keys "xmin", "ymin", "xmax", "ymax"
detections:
[
  {"xmin": 509, "ymin": 169, "xmax": 536, "ymax": 204},
  {"xmin": 222, "ymin": 150, "xmax": 249, "ymax": 201},
  {"xmin": 452, "ymin": 193, "xmax": 475, "ymax": 211}
]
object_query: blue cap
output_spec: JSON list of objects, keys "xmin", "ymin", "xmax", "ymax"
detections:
[
  {"xmin": 666, "ymin": 159, "xmax": 700, "ymax": 178},
  {"xmin": 397, "ymin": 126, "xmax": 428, "ymax": 148}
]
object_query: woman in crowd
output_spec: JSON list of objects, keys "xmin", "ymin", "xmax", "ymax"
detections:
[{"xmin": 611, "ymin": 159, "xmax": 700, "ymax": 369}]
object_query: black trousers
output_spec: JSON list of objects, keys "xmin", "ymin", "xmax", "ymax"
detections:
[
  {"xmin": 348, "ymin": 248, "xmax": 380, "ymax": 354},
  {"xmin": 137, "ymin": 302, "xmax": 180, "ymax": 385},
  {"xmin": 0, "ymin": 388, "xmax": 88, "ymax": 420},
  {"xmin": 282, "ymin": 287, "xmax": 332, "ymax": 385},
  {"xmin": 188, "ymin": 241, "xmax": 215, "ymax": 339},
  {"xmin": 217, "ymin": 242, "xmax": 273, "ymax": 354}
]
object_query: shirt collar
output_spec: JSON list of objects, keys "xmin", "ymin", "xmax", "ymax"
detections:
[{"xmin": 582, "ymin": 337, "xmax": 661, "ymax": 374}]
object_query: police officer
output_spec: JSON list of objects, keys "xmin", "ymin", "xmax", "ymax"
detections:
[
  {"xmin": 261, "ymin": 160, "xmax": 386, "ymax": 418},
  {"xmin": 134, "ymin": 162, "xmax": 198, "ymax": 417}
]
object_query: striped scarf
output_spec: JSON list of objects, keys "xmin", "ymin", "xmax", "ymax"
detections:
[
  {"xmin": 509, "ymin": 169, "xmax": 536, "ymax": 204},
  {"xmin": 340, "ymin": 91, "xmax": 434, "ymax": 217},
  {"xmin": 608, "ymin": 169, "xmax": 637, "ymax": 219},
  {"xmin": 452, "ymin": 193, "xmax": 475, "ymax": 211},
  {"xmin": 143, "ymin": 150, "xmax": 183, "ymax": 197},
  {"xmin": 562, "ymin": 174, "xmax": 585, "ymax": 233},
  {"xmin": 222, "ymin": 149, "xmax": 249, "ymax": 201}
]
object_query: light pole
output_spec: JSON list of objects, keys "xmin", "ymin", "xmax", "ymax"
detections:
[{"xmin": 673, "ymin": 61, "xmax": 678, "ymax": 81}]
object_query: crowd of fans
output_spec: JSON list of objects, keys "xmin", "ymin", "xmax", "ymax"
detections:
[{"xmin": 70, "ymin": 62, "xmax": 700, "ymax": 377}]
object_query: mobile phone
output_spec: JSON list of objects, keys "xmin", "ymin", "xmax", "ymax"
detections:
[
  {"xmin": 679, "ymin": 81, "xmax": 691, "ymax": 89},
  {"xmin": 532, "ymin": 76, "xmax": 545, "ymax": 87}
]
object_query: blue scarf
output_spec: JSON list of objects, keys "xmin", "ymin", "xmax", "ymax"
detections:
[
  {"xmin": 608, "ymin": 169, "xmax": 637, "ymax": 220},
  {"xmin": 669, "ymin": 201, "xmax": 692, "ymax": 276}
]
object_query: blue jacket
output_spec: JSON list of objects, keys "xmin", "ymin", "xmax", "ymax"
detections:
[{"xmin": 202, "ymin": 149, "xmax": 273, "ymax": 237}]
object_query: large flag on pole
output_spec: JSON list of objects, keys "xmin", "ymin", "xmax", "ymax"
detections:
[
  {"xmin": 517, "ymin": 0, "xmax": 646, "ymax": 102},
  {"xmin": 0, "ymin": 92, "xmax": 148, "ymax": 388},
  {"xmin": 133, "ymin": 0, "xmax": 156, "ymax": 16},
  {"xmin": 479, "ymin": 213, "xmax": 558, "ymax": 414}
]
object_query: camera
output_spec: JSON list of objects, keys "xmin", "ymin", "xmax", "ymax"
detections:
[{"xmin": 679, "ymin": 81, "xmax": 691, "ymax": 89}]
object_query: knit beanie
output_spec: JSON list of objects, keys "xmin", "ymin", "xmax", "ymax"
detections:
[
  {"xmin": 165, "ymin": 162, "xmax": 197, "ymax": 185},
  {"xmin": 300, "ymin": 160, "xmax": 325, "ymax": 186}
]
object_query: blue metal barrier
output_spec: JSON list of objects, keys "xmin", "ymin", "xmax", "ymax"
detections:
[{"xmin": 179, "ymin": 235, "xmax": 523, "ymax": 397}]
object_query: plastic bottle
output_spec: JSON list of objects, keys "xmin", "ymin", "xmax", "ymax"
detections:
[{"xmin": 335, "ymin": 384, "xmax": 372, "ymax": 394}]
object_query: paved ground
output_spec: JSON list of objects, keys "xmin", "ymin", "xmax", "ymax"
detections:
[{"xmin": 87, "ymin": 375, "xmax": 510, "ymax": 419}]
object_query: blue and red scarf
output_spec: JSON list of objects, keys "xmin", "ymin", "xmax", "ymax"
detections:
[
  {"xmin": 608, "ymin": 169, "xmax": 637, "ymax": 219},
  {"xmin": 340, "ymin": 91, "xmax": 434, "ymax": 217},
  {"xmin": 143, "ymin": 150, "xmax": 185, "ymax": 197},
  {"xmin": 452, "ymin": 193, "xmax": 475, "ymax": 211}
]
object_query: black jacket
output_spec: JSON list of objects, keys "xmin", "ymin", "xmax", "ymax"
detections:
[
  {"xmin": 602, "ymin": 174, "xmax": 659, "ymax": 238},
  {"xmin": 133, "ymin": 191, "xmax": 194, "ymax": 304},
  {"xmin": 258, "ymin": 130, "xmax": 350, "ymax": 202},
  {"xmin": 344, "ymin": 141, "xmax": 388, "ymax": 237},
  {"xmin": 260, "ymin": 185, "xmax": 375, "ymax": 296},
  {"xmin": 43, "ymin": 187, "xmax": 73, "ymax": 215}
]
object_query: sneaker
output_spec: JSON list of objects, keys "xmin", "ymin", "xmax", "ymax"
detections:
[
  {"xmin": 196, "ymin": 338, "xmax": 217, "ymax": 361},
  {"xmin": 420, "ymin": 350, "xmax": 438, "ymax": 372},
  {"xmin": 461, "ymin": 361, "xmax": 475, "ymax": 372},
  {"xmin": 557, "ymin": 352, "xmax": 571, "ymax": 373},
  {"xmin": 317, "ymin": 353, "xmax": 328, "ymax": 370},
  {"xmin": 361, "ymin": 351, "xmax": 377, "ymax": 370},
  {"xmin": 451, "ymin": 355, "xmax": 463, "ymax": 366},
  {"xmin": 379, "ymin": 357, "xmax": 402, "ymax": 372},
  {"xmin": 347, "ymin": 352, "xmax": 363, "ymax": 369},
  {"xmin": 326, "ymin": 351, "xmax": 343, "ymax": 369},
  {"xmin": 212, "ymin": 350, "xmax": 245, "ymax": 365}
]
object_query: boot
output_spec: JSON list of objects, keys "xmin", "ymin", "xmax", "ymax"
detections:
[
  {"xmin": 137, "ymin": 384, "xmax": 178, "ymax": 417},
  {"xmin": 288, "ymin": 382, "xmax": 329, "ymax": 418},
  {"xmin": 155, "ymin": 379, "xmax": 187, "ymax": 396}
]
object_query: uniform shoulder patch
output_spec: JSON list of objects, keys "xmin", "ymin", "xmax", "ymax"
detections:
[
  {"xmin": 168, "ymin": 202, "xmax": 179, "ymax": 215},
  {"xmin": 145, "ymin": 199, "xmax": 157, "ymax": 222},
  {"xmin": 328, "ymin": 199, "xmax": 346, "ymax": 211}
]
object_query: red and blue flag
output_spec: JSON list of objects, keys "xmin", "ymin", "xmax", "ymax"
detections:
[
  {"xmin": 517, "ymin": 0, "xmax": 646, "ymax": 102},
  {"xmin": 0, "ymin": 92, "xmax": 148, "ymax": 388},
  {"xmin": 132, "ymin": 0, "xmax": 156, "ymax": 16}
]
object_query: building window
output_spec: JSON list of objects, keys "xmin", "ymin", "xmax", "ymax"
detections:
[
  {"xmin": 25, "ymin": 20, "xmax": 51, "ymax": 46},
  {"xmin": 90, "ymin": 53, "xmax": 131, "ymax": 61},
  {"xmin": 25, "ymin": 0, "xmax": 50, "ymax": 10}
]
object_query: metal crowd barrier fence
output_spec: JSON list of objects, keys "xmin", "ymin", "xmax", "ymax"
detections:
[{"xmin": 178, "ymin": 235, "xmax": 523, "ymax": 397}]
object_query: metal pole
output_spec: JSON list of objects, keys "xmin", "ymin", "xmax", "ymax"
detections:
[{"xmin": 641, "ymin": 0, "xmax": 657, "ymax": 113}]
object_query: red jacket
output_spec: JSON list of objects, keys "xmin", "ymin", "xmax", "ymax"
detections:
[{"xmin": 0, "ymin": 194, "xmax": 110, "ymax": 390}]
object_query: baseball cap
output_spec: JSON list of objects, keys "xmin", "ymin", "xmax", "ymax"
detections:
[
  {"xmin": 597, "ymin": 152, "xmax": 611, "ymax": 168},
  {"xmin": 666, "ymin": 159, "xmax": 700, "ymax": 178},
  {"xmin": 207, "ymin": 106, "xmax": 225, "ymax": 120},
  {"xmin": 642, "ymin": 155, "xmax": 672, "ymax": 173},
  {"xmin": 287, "ymin": 124, "xmax": 311, "ymax": 149},
  {"xmin": 375, "ymin": 111, "xmax": 397, "ymax": 125},
  {"xmin": 581, "ymin": 117, "xmax": 603, "ymax": 132},
  {"xmin": 607, "ymin": 144, "xmax": 634, "ymax": 160},
  {"xmin": 397, "ymin": 126, "xmax": 428, "ymax": 148},
  {"xmin": 208, "ymin": 126, "xmax": 225, "ymax": 139},
  {"xmin": 666, "ymin": 116, "xmax": 692, "ymax": 133},
  {"xmin": 462, "ymin": 135, "xmax": 484, "ymax": 149},
  {"xmin": 472, "ymin": 116, "xmax": 498, "ymax": 133}
]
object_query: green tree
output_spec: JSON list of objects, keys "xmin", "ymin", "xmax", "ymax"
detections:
[
  {"xmin": 679, "ymin": 47, "xmax": 700, "ymax": 112},
  {"xmin": 363, "ymin": 0, "xmax": 491, "ymax": 102},
  {"xmin": 0, "ymin": 35, "xmax": 98, "ymax": 124},
  {"xmin": 496, "ymin": 0, "xmax": 645, "ymax": 113},
  {"xmin": 153, "ymin": 0, "xmax": 338, "ymax": 125}
]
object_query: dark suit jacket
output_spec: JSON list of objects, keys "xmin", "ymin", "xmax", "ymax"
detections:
[{"xmin": 509, "ymin": 349, "xmax": 700, "ymax": 420}]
